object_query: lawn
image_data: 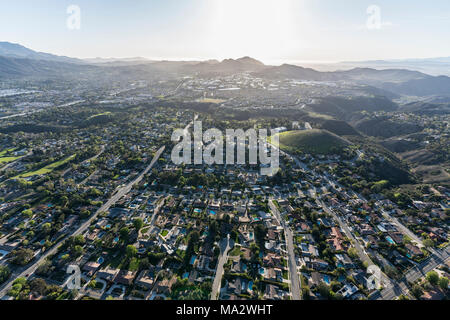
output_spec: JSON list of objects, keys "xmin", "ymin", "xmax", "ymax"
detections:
[
  {"xmin": 0, "ymin": 148, "xmax": 17, "ymax": 157},
  {"xmin": 0, "ymin": 156, "xmax": 21, "ymax": 164},
  {"xmin": 160, "ymin": 230, "xmax": 169, "ymax": 237},
  {"xmin": 15, "ymin": 154, "xmax": 76, "ymax": 178},
  {"xmin": 229, "ymin": 247, "xmax": 241, "ymax": 257},
  {"xmin": 87, "ymin": 112, "xmax": 112, "ymax": 120},
  {"xmin": 0, "ymin": 148, "xmax": 21, "ymax": 165},
  {"xmin": 197, "ymin": 98, "xmax": 226, "ymax": 104}
]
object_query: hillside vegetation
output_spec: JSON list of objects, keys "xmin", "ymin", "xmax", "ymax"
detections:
[{"xmin": 274, "ymin": 129, "xmax": 351, "ymax": 155}]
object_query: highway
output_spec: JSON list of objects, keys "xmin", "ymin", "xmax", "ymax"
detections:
[
  {"xmin": 0, "ymin": 146, "xmax": 165, "ymax": 298},
  {"xmin": 269, "ymin": 200, "xmax": 302, "ymax": 300}
]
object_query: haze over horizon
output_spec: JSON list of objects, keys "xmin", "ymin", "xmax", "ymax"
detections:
[{"xmin": 1, "ymin": 0, "xmax": 450, "ymax": 64}]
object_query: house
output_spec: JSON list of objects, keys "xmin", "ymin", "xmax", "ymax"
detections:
[
  {"xmin": 115, "ymin": 270, "xmax": 137, "ymax": 286},
  {"xmin": 336, "ymin": 253, "xmax": 355, "ymax": 269},
  {"xmin": 226, "ymin": 278, "xmax": 242, "ymax": 296},
  {"xmin": 300, "ymin": 243, "xmax": 319, "ymax": 257},
  {"xmin": 97, "ymin": 267, "xmax": 120, "ymax": 281},
  {"xmin": 264, "ymin": 284, "xmax": 281, "ymax": 300},
  {"xmin": 82, "ymin": 261, "xmax": 100, "ymax": 275},
  {"xmin": 405, "ymin": 244, "xmax": 424, "ymax": 258},
  {"xmin": 307, "ymin": 259, "xmax": 329, "ymax": 271},
  {"xmin": 155, "ymin": 276, "xmax": 177, "ymax": 295},
  {"xmin": 337, "ymin": 283, "xmax": 359, "ymax": 299},
  {"xmin": 135, "ymin": 270, "xmax": 155, "ymax": 289}
]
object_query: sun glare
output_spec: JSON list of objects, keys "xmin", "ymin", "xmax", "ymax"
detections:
[{"xmin": 211, "ymin": 0, "xmax": 303, "ymax": 61}]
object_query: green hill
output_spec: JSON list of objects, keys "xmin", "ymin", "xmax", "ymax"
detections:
[
  {"xmin": 274, "ymin": 129, "xmax": 351, "ymax": 155},
  {"xmin": 320, "ymin": 120, "xmax": 361, "ymax": 136}
]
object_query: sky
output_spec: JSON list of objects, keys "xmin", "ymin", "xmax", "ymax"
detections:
[{"xmin": 1, "ymin": 0, "xmax": 450, "ymax": 64}]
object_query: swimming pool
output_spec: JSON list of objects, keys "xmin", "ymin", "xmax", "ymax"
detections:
[
  {"xmin": 323, "ymin": 275, "xmax": 330, "ymax": 285},
  {"xmin": 386, "ymin": 236, "xmax": 395, "ymax": 244},
  {"xmin": 193, "ymin": 208, "xmax": 202, "ymax": 214},
  {"xmin": 97, "ymin": 257, "xmax": 104, "ymax": 264},
  {"xmin": 209, "ymin": 210, "xmax": 216, "ymax": 215},
  {"xmin": 190, "ymin": 255, "xmax": 197, "ymax": 265}
]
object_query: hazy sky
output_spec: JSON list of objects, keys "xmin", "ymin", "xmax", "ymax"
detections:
[{"xmin": 1, "ymin": 0, "xmax": 450, "ymax": 63}]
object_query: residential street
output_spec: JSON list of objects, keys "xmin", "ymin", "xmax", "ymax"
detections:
[
  {"xmin": 269, "ymin": 200, "xmax": 302, "ymax": 300},
  {"xmin": 211, "ymin": 235, "xmax": 233, "ymax": 300},
  {"xmin": 0, "ymin": 146, "xmax": 165, "ymax": 298},
  {"xmin": 371, "ymin": 246, "xmax": 450, "ymax": 300}
]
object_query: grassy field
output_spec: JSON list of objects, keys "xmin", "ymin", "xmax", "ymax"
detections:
[
  {"xmin": 196, "ymin": 98, "xmax": 226, "ymax": 104},
  {"xmin": 273, "ymin": 129, "xmax": 350, "ymax": 155},
  {"xmin": 0, "ymin": 148, "xmax": 21, "ymax": 165},
  {"xmin": 87, "ymin": 112, "xmax": 112, "ymax": 120},
  {"xmin": 15, "ymin": 154, "xmax": 76, "ymax": 178},
  {"xmin": 0, "ymin": 156, "xmax": 21, "ymax": 164}
]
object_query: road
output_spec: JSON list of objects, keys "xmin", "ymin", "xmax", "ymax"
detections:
[
  {"xmin": 0, "ymin": 146, "xmax": 165, "ymax": 298},
  {"xmin": 211, "ymin": 235, "xmax": 233, "ymax": 300},
  {"xmin": 380, "ymin": 209, "xmax": 425, "ymax": 248},
  {"xmin": 317, "ymin": 200, "xmax": 399, "ymax": 290},
  {"xmin": 269, "ymin": 200, "xmax": 302, "ymax": 300},
  {"xmin": 276, "ymin": 145, "xmax": 403, "ymax": 298},
  {"xmin": 371, "ymin": 246, "xmax": 450, "ymax": 300}
]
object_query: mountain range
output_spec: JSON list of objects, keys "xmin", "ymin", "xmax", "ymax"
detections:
[{"xmin": 1, "ymin": 42, "xmax": 449, "ymax": 97}]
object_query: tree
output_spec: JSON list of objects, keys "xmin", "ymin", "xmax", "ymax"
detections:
[
  {"xmin": 22, "ymin": 209, "xmax": 33, "ymax": 218},
  {"xmin": 317, "ymin": 282, "xmax": 331, "ymax": 299},
  {"xmin": 120, "ymin": 227, "xmax": 130, "ymax": 241},
  {"xmin": 426, "ymin": 271, "xmax": 439, "ymax": 286},
  {"xmin": 73, "ymin": 235, "xmax": 86, "ymax": 246},
  {"xmin": 73, "ymin": 245, "xmax": 84, "ymax": 257},
  {"xmin": 411, "ymin": 284, "xmax": 423, "ymax": 299},
  {"xmin": 41, "ymin": 222, "xmax": 52, "ymax": 234},
  {"xmin": 126, "ymin": 245, "xmax": 137, "ymax": 259},
  {"xmin": 133, "ymin": 218, "xmax": 144, "ymax": 231},
  {"xmin": 29, "ymin": 278, "xmax": 47, "ymax": 296},
  {"xmin": 438, "ymin": 277, "xmax": 449, "ymax": 290},
  {"xmin": 10, "ymin": 248, "xmax": 34, "ymax": 266},
  {"xmin": 0, "ymin": 266, "xmax": 11, "ymax": 284},
  {"xmin": 423, "ymin": 239, "xmax": 435, "ymax": 248},
  {"xmin": 347, "ymin": 247, "xmax": 358, "ymax": 259}
]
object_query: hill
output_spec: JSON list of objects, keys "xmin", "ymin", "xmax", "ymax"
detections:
[
  {"xmin": 274, "ymin": 129, "xmax": 351, "ymax": 155},
  {"xmin": 183, "ymin": 57, "xmax": 266, "ymax": 75},
  {"xmin": 308, "ymin": 96, "xmax": 398, "ymax": 120},
  {"xmin": 354, "ymin": 117, "xmax": 423, "ymax": 138},
  {"xmin": 0, "ymin": 42, "xmax": 83, "ymax": 64},
  {"xmin": 381, "ymin": 76, "xmax": 450, "ymax": 96},
  {"xmin": 399, "ymin": 101, "xmax": 450, "ymax": 115},
  {"xmin": 0, "ymin": 56, "xmax": 96, "ymax": 79},
  {"xmin": 319, "ymin": 120, "xmax": 361, "ymax": 136}
]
